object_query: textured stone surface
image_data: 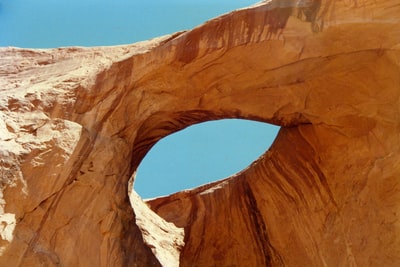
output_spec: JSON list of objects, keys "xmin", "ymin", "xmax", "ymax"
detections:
[{"xmin": 1, "ymin": 0, "xmax": 400, "ymax": 266}]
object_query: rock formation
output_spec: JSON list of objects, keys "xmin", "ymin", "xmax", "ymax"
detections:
[{"xmin": 1, "ymin": 0, "xmax": 400, "ymax": 266}]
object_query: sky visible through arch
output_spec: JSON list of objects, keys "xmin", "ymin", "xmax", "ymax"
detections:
[
  {"xmin": 135, "ymin": 119, "xmax": 279, "ymax": 198},
  {"xmin": 1, "ymin": 0, "xmax": 280, "ymax": 198}
]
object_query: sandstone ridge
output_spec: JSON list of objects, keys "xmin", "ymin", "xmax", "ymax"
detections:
[{"xmin": 1, "ymin": 0, "xmax": 400, "ymax": 266}]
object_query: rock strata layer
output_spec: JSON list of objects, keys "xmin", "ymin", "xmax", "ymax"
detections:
[{"xmin": 1, "ymin": 0, "xmax": 400, "ymax": 266}]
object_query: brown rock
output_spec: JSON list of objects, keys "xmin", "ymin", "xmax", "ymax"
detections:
[{"xmin": 1, "ymin": 0, "xmax": 400, "ymax": 266}]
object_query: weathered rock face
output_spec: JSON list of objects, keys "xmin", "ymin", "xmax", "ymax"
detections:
[{"xmin": 1, "ymin": 0, "xmax": 400, "ymax": 266}]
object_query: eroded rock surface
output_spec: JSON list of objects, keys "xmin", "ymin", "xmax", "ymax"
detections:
[{"xmin": 1, "ymin": 0, "xmax": 400, "ymax": 266}]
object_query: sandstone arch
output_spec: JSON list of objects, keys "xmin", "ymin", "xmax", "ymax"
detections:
[{"xmin": 0, "ymin": 0, "xmax": 399, "ymax": 266}]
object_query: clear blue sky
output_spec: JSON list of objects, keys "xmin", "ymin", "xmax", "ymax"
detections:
[{"xmin": 1, "ymin": 0, "xmax": 280, "ymax": 198}]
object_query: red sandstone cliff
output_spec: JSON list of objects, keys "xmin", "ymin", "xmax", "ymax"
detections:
[{"xmin": 0, "ymin": 0, "xmax": 399, "ymax": 266}]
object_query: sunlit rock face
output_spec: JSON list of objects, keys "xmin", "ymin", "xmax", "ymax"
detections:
[{"xmin": 1, "ymin": 0, "xmax": 400, "ymax": 266}]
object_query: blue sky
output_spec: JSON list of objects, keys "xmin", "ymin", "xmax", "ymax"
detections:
[
  {"xmin": 136, "ymin": 120, "xmax": 278, "ymax": 198},
  {"xmin": 1, "ymin": 0, "xmax": 260, "ymax": 48},
  {"xmin": 1, "ymin": 0, "xmax": 280, "ymax": 198}
]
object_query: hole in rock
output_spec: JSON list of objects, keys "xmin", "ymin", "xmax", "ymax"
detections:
[{"xmin": 134, "ymin": 119, "xmax": 280, "ymax": 199}]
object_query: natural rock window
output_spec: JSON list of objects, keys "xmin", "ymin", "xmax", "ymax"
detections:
[
  {"xmin": 134, "ymin": 119, "xmax": 279, "ymax": 199},
  {"xmin": 2, "ymin": 0, "xmax": 400, "ymax": 266}
]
